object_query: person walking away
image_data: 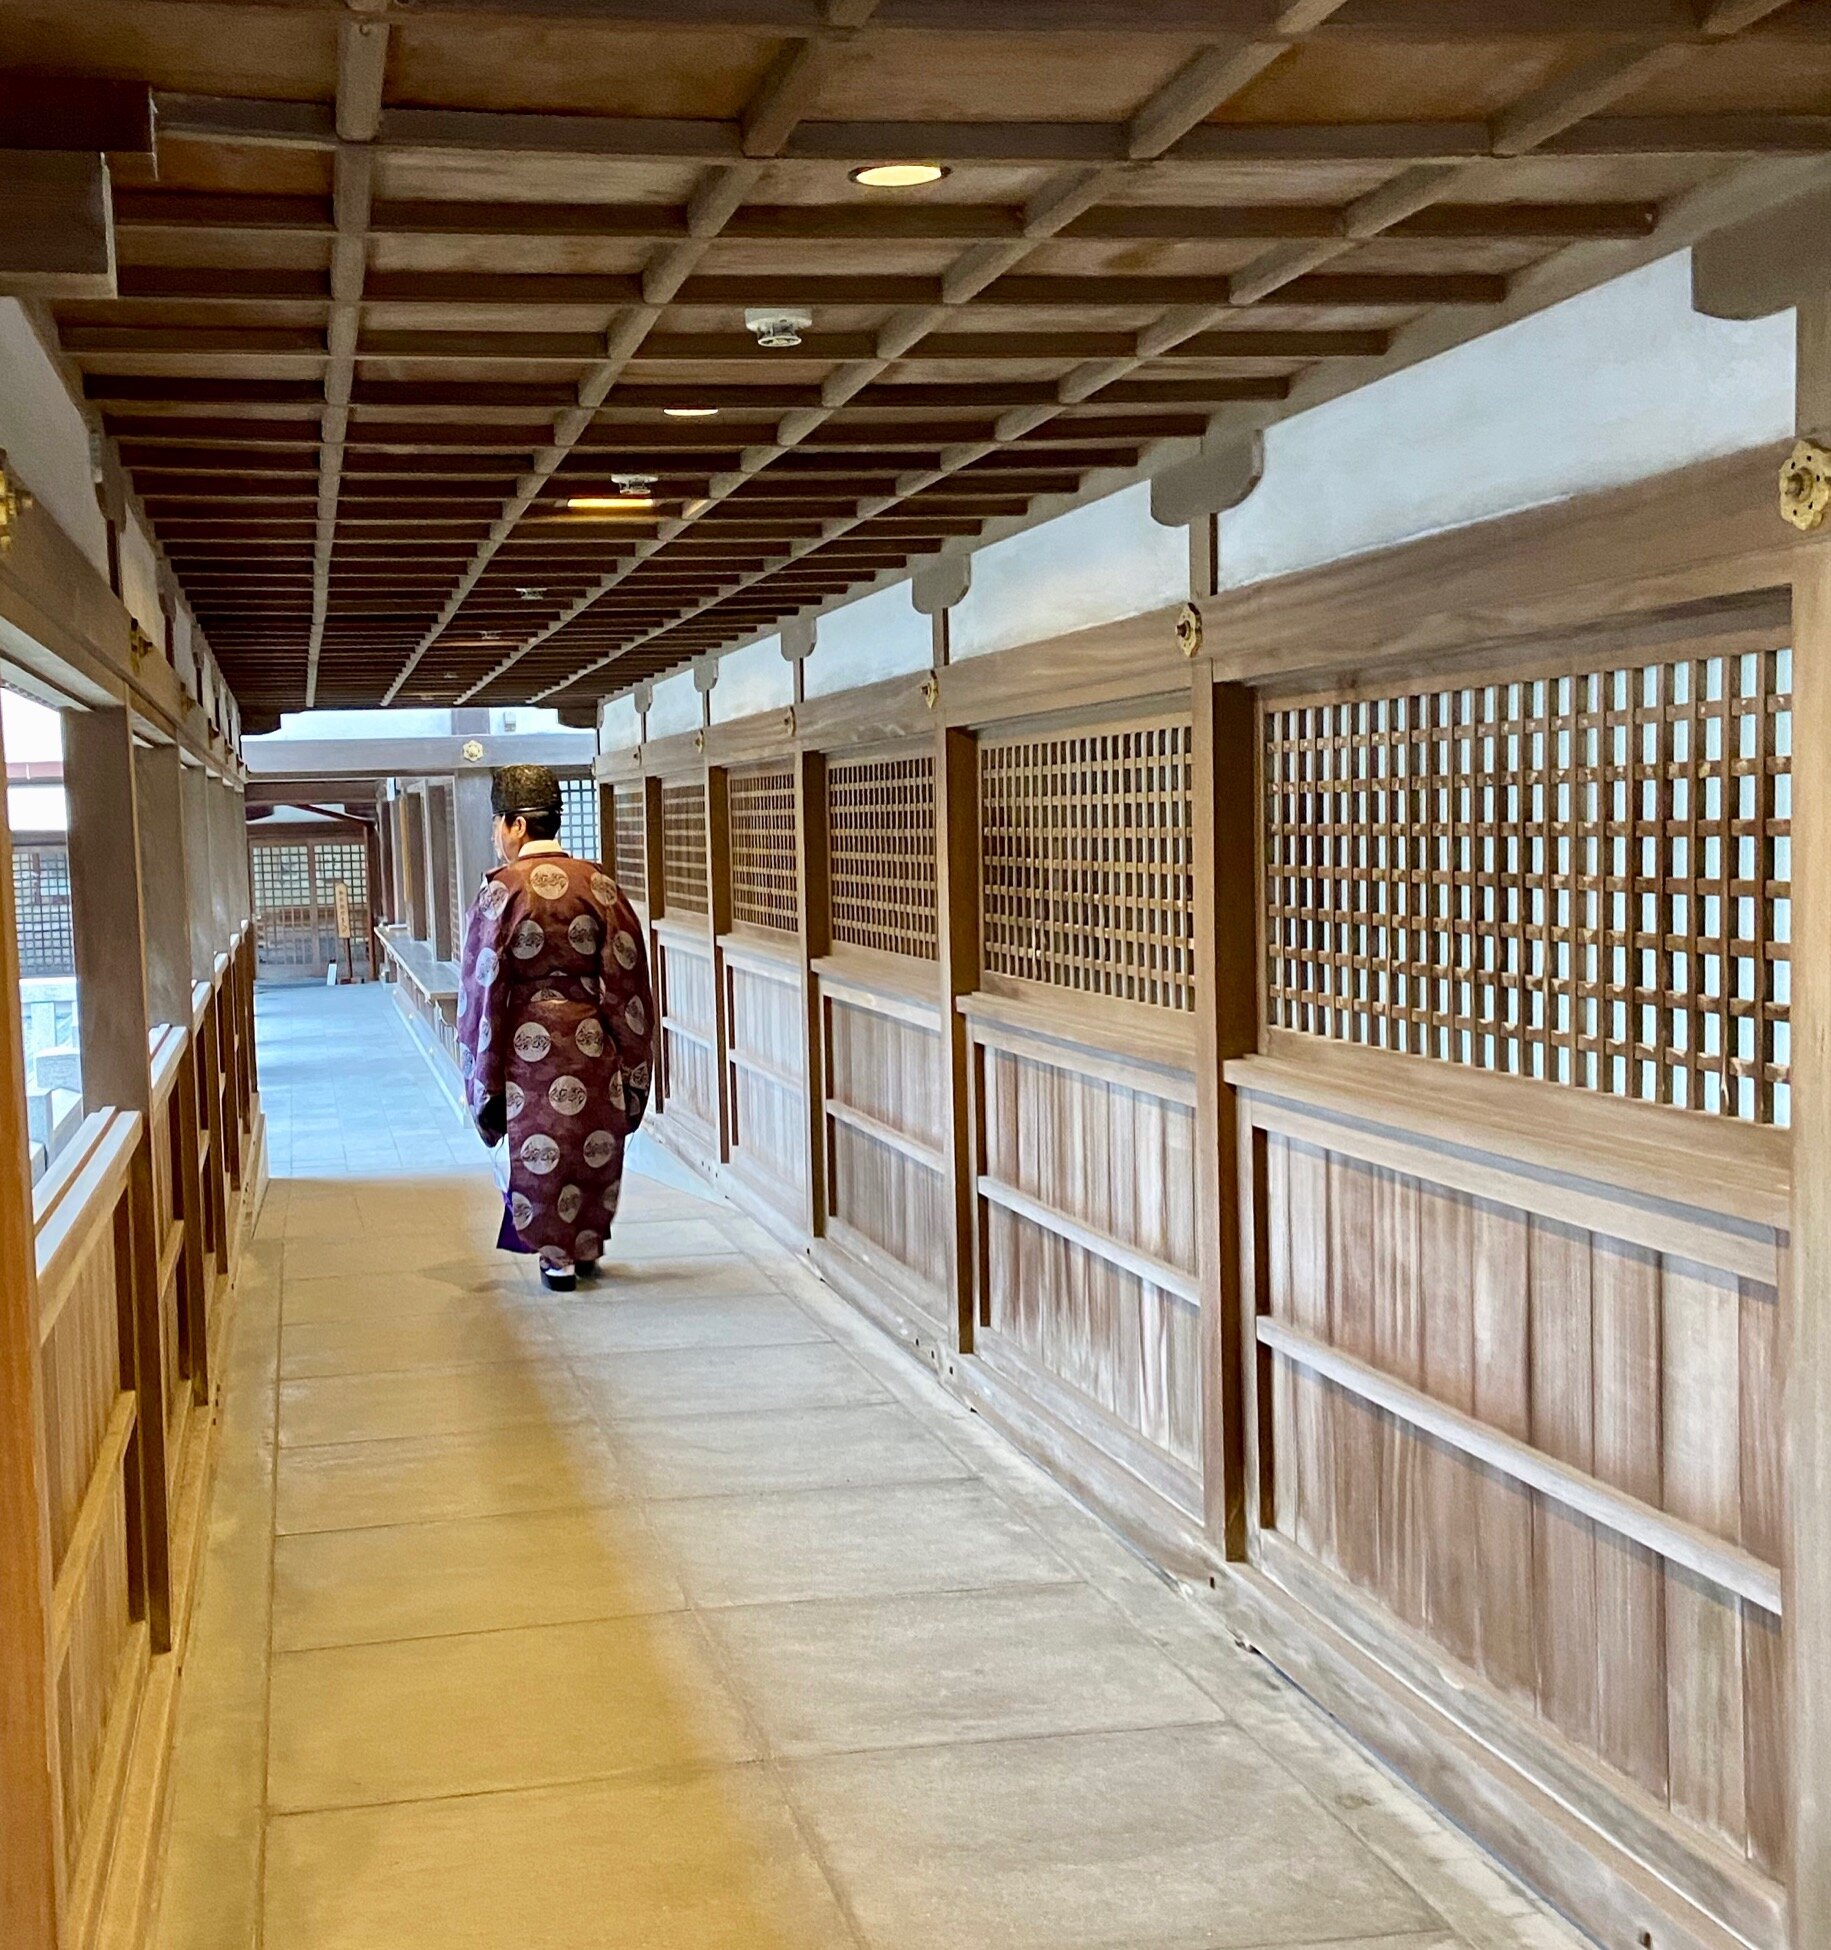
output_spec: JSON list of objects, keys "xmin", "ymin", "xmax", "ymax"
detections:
[{"xmin": 455, "ymin": 764, "xmax": 654, "ymax": 1291}]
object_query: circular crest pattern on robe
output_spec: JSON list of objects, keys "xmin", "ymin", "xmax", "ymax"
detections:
[{"xmin": 455, "ymin": 850, "xmax": 654, "ymax": 1261}]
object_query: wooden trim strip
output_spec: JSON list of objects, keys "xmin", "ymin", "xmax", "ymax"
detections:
[
  {"xmin": 728, "ymin": 1044, "xmax": 804, "ymax": 1095},
  {"xmin": 190, "ymin": 980, "xmax": 211, "ymax": 1032},
  {"xmin": 156, "ymin": 1222, "xmax": 183, "ymax": 1303},
  {"xmin": 1239, "ymin": 1081, "xmax": 1780, "ymax": 1287},
  {"xmin": 660, "ymin": 1012, "xmax": 715, "ymax": 1052},
  {"xmin": 148, "ymin": 1025, "xmax": 186, "ymax": 1104},
  {"xmin": 719, "ymin": 929, "xmax": 802, "ymax": 979},
  {"xmin": 812, "ymin": 952, "xmax": 944, "ymax": 1025},
  {"xmin": 977, "ymin": 1173, "xmax": 1200, "ymax": 1304},
  {"xmin": 36, "ymin": 1112, "xmax": 142, "ymax": 1342},
  {"xmin": 48, "ymin": 1391, "xmax": 136, "ymax": 1661},
  {"xmin": 30, "ymin": 1111, "xmax": 113, "ymax": 1234},
  {"xmin": 825, "ymin": 1097, "xmax": 947, "ymax": 1175},
  {"xmin": 1257, "ymin": 1315, "xmax": 1782, "ymax": 1613},
  {"xmin": 653, "ymin": 914, "xmax": 713, "ymax": 954},
  {"xmin": 961, "ymin": 996, "xmax": 1199, "ymax": 1105}
]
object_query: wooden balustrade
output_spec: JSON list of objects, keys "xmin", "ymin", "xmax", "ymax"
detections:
[{"xmin": 15, "ymin": 929, "xmax": 264, "ymax": 1950}]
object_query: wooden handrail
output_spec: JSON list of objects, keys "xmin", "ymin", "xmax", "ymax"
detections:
[
  {"xmin": 813, "ymin": 954, "xmax": 944, "ymax": 1028},
  {"xmin": 653, "ymin": 914, "xmax": 713, "ymax": 953},
  {"xmin": 961, "ymin": 991, "xmax": 1199, "ymax": 1107},
  {"xmin": 148, "ymin": 1025, "xmax": 186, "ymax": 1105},
  {"xmin": 36, "ymin": 1111, "xmax": 142, "ymax": 1343},
  {"xmin": 719, "ymin": 928, "xmax": 801, "ymax": 977},
  {"xmin": 976, "ymin": 1172, "xmax": 1200, "ymax": 1306},
  {"xmin": 190, "ymin": 980, "xmax": 211, "ymax": 1032},
  {"xmin": 1257, "ymin": 1315, "xmax": 1783, "ymax": 1615}
]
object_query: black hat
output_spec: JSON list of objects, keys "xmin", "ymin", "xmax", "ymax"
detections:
[{"xmin": 490, "ymin": 764, "xmax": 563, "ymax": 821}]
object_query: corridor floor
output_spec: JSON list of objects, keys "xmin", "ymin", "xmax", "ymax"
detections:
[{"xmin": 153, "ymin": 983, "xmax": 1584, "ymax": 1950}]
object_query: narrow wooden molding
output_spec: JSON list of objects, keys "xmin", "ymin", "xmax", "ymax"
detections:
[
  {"xmin": 825, "ymin": 1096, "xmax": 946, "ymax": 1176},
  {"xmin": 1257, "ymin": 1315, "xmax": 1782, "ymax": 1613},
  {"xmin": 977, "ymin": 1173, "xmax": 1200, "ymax": 1306}
]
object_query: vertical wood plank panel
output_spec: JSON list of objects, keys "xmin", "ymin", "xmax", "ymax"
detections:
[
  {"xmin": 1738, "ymin": 1265, "xmax": 1788, "ymax": 1878},
  {"xmin": 1471, "ymin": 1199, "xmax": 1535, "ymax": 1706},
  {"xmin": 1418, "ymin": 1182, "xmax": 1478, "ymax": 1668}
]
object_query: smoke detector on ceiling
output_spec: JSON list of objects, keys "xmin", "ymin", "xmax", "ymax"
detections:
[
  {"xmin": 612, "ymin": 473, "xmax": 657, "ymax": 495},
  {"xmin": 745, "ymin": 306, "xmax": 814, "ymax": 349}
]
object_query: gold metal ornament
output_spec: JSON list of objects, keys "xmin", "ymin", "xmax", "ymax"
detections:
[
  {"xmin": 0, "ymin": 452, "xmax": 34, "ymax": 554},
  {"xmin": 128, "ymin": 620, "xmax": 157, "ymax": 668},
  {"xmin": 920, "ymin": 673, "xmax": 940, "ymax": 710},
  {"xmin": 1175, "ymin": 601, "xmax": 1205, "ymax": 659},
  {"xmin": 461, "ymin": 738, "xmax": 486, "ymax": 762},
  {"xmin": 693, "ymin": 729, "xmax": 705, "ymax": 752},
  {"xmin": 1780, "ymin": 438, "xmax": 1831, "ymax": 532}
]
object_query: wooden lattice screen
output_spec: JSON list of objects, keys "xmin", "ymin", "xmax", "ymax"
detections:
[
  {"xmin": 1263, "ymin": 646, "xmax": 1793, "ymax": 1123},
  {"xmin": 558, "ymin": 772, "xmax": 600, "ymax": 862},
  {"xmin": 12, "ymin": 841, "xmax": 74, "ymax": 978},
  {"xmin": 979, "ymin": 717, "xmax": 1196, "ymax": 1011},
  {"xmin": 728, "ymin": 762, "xmax": 798, "ymax": 934},
  {"xmin": 828, "ymin": 751, "xmax": 938, "ymax": 961},
  {"xmin": 612, "ymin": 783, "xmax": 647, "ymax": 903},
  {"xmin": 661, "ymin": 779, "xmax": 708, "ymax": 917}
]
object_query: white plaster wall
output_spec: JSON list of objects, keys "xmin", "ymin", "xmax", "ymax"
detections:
[
  {"xmin": 646, "ymin": 667, "xmax": 702, "ymax": 739},
  {"xmin": 710, "ymin": 633, "xmax": 793, "ymax": 723},
  {"xmin": 600, "ymin": 693, "xmax": 641, "ymax": 751},
  {"xmin": 0, "ymin": 302, "xmax": 108, "ymax": 577},
  {"xmin": 949, "ymin": 481, "xmax": 1187, "ymax": 660},
  {"xmin": 805, "ymin": 581, "xmax": 932, "ymax": 697},
  {"xmin": 1222, "ymin": 250, "xmax": 1795, "ymax": 588}
]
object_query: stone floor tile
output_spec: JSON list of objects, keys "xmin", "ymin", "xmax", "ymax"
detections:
[
  {"xmin": 537, "ymin": 1286, "xmax": 825, "ymax": 1354},
  {"xmin": 606, "ymin": 1402, "xmax": 972, "ymax": 1501},
  {"xmin": 782, "ymin": 1724, "xmax": 1443, "ymax": 1950},
  {"xmin": 642, "ymin": 1479, "xmax": 1076, "ymax": 1608},
  {"xmin": 276, "ymin": 1420, "xmax": 625, "ymax": 1535},
  {"xmin": 278, "ymin": 1358, "xmax": 588, "ymax": 1447},
  {"xmin": 573, "ymin": 1339, "xmax": 887, "ymax": 1422},
  {"xmin": 268, "ymin": 1613, "xmax": 757, "ymax": 1811},
  {"xmin": 273, "ymin": 1502, "xmax": 687, "ymax": 1649},
  {"xmin": 263, "ymin": 1769, "xmax": 857, "ymax": 1950},
  {"xmin": 598, "ymin": 1216, "xmax": 744, "ymax": 1259},
  {"xmin": 280, "ymin": 1295, "xmax": 555, "ymax": 1379}
]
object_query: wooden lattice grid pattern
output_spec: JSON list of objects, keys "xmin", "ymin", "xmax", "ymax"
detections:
[
  {"xmin": 828, "ymin": 750, "xmax": 938, "ymax": 961},
  {"xmin": 613, "ymin": 783, "xmax": 647, "ymax": 902},
  {"xmin": 729, "ymin": 762, "xmax": 799, "ymax": 934},
  {"xmin": 979, "ymin": 718, "xmax": 1196, "ymax": 1011},
  {"xmin": 12, "ymin": 841, "xmax": 74, "ymax": 978},
  {"xmin": 558, "ymin": 771, "xmax": 600, "ymax": 862},
  {"xmin": 1263, "ymin": 647, "xmax": 1793, "ymax": 1123},
  {"xmin": 661, "ymin": 779, "xmax": 708, "ymax": 917}
]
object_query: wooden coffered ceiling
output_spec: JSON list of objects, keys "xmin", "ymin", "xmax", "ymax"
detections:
[{"xmin": 7, "ymin": 0, "xmax": 1831, "ymax": 718}]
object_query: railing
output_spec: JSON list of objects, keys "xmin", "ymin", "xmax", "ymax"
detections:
[
  {"xmin": 27, "ymin": 925, "xmax": 263, "ymax": 1950},
  {"xmin": 376, "ymin": 924, "xmax": 462, "ymax": 1097}
]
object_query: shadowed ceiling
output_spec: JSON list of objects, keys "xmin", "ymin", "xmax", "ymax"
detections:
[{"xmin": 11, "ymin": 0, "xmax": 1831, "ymax": 716}]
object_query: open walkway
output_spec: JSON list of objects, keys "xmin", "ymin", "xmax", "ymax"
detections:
[{"xmin": 152, "ymin": 982, "xmax": 1583, "ymax": 1950}]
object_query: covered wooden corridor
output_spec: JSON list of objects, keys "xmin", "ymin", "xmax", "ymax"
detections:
[{"xmin": 156, "ymin": 980, "xmax": 1576, "ymax": 1950}]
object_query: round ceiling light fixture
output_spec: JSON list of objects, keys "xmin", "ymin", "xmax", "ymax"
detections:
[
  {"xmin": 664, "ymin": 405, "xmax": 720, "ymax": 418},
  {"xmin": 850, "ymin": 162, "xmax": 949, "ymax": 189}
]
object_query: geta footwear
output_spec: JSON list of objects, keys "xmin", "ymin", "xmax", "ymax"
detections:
[
  {"xmin": 575, "ymin": 1259, "xmax": 601, "ymax": 1281},
  {"xmin": 539, "ymin": 1265, "xmax": 577, "ymax": 1293}
]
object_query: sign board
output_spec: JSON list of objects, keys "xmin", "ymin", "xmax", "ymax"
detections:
[{"xmin": 333, "ymin": 879, "xmax": 352, "ymax": 941}]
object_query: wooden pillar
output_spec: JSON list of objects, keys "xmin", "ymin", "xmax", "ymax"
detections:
[
  {"xmin": 1189, "ymin": 669, "xmax": 1259, "ymax": 1557},
  {"xmin": 180, "ymin": 758, "xmax": 214, "ymax": 984},
  {"xmin": 62, "ymin": 704, "xmax": 172, "ymax": 1649},
  {"xmin": 426, "ymin": 783, "xmax": 457, "ymax": 962},
  {"xmin": 0, "ymin": 704, "xmax": 62, "ymax": 1950},
  {"xmin": 934, "ymin": 722, "xmax": 981, "ymax": 1353},
  {"xmin": 453, "ymin": 770, "xmax": 495, "ymax": 910},
  {"xmin": 401, "ymin": 788, "xmax": 429, "ymax": 941},
  {"xmin": 134, "ymin": 737, "xmax": 193, "ymax": 1028},
  {"xmin": 705, "ymin": 763, "xmax": 734, "ymax": 1163},
  {"xmin": 641, "ymin": 774, "xmax": 666, "ymax": 1114},
  {"xmin": 795, "ymin": 749, "xmax": 830, "ymax": 1238}
]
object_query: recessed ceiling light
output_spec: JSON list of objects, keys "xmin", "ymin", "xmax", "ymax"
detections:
[
  {"xmin": 566, "ymin": 494, "xmax": 657, "ymax": 512},
  {"xmin": 850, "ymin": 162, "xmax": 948, "ymax": 189},
  {"xmin": 664, "ymin": 406, "xmax": 720, "ymax": 419}
]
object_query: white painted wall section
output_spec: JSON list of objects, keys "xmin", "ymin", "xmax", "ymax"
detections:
[
  {"xmin": 805, "ymin": 581, "xmax": 932, "ymax": 697},
  {"xmin": 0, "ymin": 302, "xmax": 108, "ymax": 577},
  {"xmin": 645, "ymin": 668, "xmax": 702, "ymax": 740},
  {"xmin": 599, "ymin": 693, "xmax": 641, "ymax": 751},
  {"xmin": 1222, "ymin": 250, "xmax": 1794, "ymax": 588},
  {"xmin": 950, "ymin": 482, "xmax": 1187, "ymax": 661},
  {"xmin": 710, "ymin": 633, "xmax": 792, "ymax": 723}
]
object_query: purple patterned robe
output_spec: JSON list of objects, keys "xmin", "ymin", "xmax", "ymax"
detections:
[{"xmin": 456, "ymin": 846, "xmax": 654, "ymax": 1261}]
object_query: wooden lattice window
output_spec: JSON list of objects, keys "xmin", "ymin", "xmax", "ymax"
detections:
[
  {"xmin": 12, "ymin": 842, "xmax": 73, "ymax": 978},
  {"xmin": 558, "ymin": 772, "xmax": 600, "ymax": 861},
  {"xmin": 612, "ymin": 783, "xmax": 647, "ymax": 903},
  {"xmin": 828, "ymin": 751, "xmax": 938, "ymax": 961},
  {"xmin": 1263, "ymin": 646, "xmax": 1793, "ymax": 1124},
  {"xmin": 729, "ymin": 762, "xmax": 798, "ymax": 934},
  {"xmin": 979, "ymin": 717, "xmax": 1195, "ymax": 1011},
  {"xmin": 661, "ymin": 779, "xmax": 707, "ymax": 917}
]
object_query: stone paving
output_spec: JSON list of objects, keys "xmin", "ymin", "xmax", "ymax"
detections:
[{"xmin": 152, "ymin": 981, "xmax": 1586, "ymax": 1950}]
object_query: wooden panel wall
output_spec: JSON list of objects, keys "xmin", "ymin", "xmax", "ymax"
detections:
[{"xmin": 656, "ymin": 923, "xmax": 718, "ymax": 1137}]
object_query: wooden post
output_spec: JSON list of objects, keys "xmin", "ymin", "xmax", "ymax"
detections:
[
  {"xmin": 62, "ymin": 704, "xmax": 172, "ymax": 1650},
  {"xmin": 426, "ymin": 782, "xmax": 457, "ymax": 961},
  {"xmin": 180, "ymin": 758, "xmax": 214, "ymax": 984},
  {"xmin": 401, "ymin": 787, "xmax": 429, "ymax": 941},
  {"xmin": 0, "ymin": 701, "xmax": 63, "ymax": 1950},
  {"xmin": 934, "ymin": 722, "xmax": 981, "ymax": 1353},
  {"xmin": 134, "ymin": 737, "xmax": 193, "ymax": 1029},
  {"xmin": 1189, "ymin": 668, "xmax": 1259, "ymax": 1557},
  {"xmin": 795, "ymin": 749, "xmax": 830, "ymax": 1239},
  {"xmin": 641, "ymin": 774, "xmax": 666, "ymax": 1114},
  {"xmin": 705, "ymin": 763, "xmax": 735, "ymax": 1163}
]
